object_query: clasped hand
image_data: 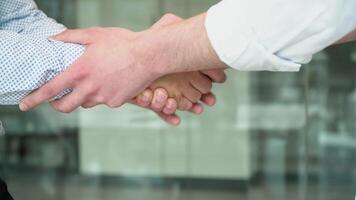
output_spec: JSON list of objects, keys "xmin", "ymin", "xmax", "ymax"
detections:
[{"xmin": 19, "ymin": 14, "xmax": 226, "ymax": 125}]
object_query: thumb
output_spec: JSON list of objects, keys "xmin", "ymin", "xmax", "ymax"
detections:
[
  {"xmin": 151, "ymin": 13, "xmax": 183, "ymax": 29},
  {"xmin": 50, "ymin": 29, "xmax": 93, "ymax": 45}
]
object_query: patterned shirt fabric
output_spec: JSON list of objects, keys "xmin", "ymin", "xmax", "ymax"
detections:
[{"xmin": 0, "ymin": 0, "xmax": 85, "ymax": 105}]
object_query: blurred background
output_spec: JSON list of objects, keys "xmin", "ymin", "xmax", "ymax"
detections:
[{"xmin": 0, "ymin": 0, "xmax": 355, "ymax": 200}]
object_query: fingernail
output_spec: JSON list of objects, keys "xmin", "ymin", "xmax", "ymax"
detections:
[
  {"xmin": 167, "ymin": 101, "xmax": 174, "ymax": 109},
  {"xmin": 142, "ymin": 93, "xmax": 150, "ymax": 102},
  {"xmin": 19, "ymin": 103, "xmax": 28, "ymax": 111},
  {"xmin": 139, "ymin": 90, "xmax": 151, "ymax": 102},
  {"xmin": 155, "ymin": 96, "xmax": 164, "ymax": 103},
  {"xmin": 156, "ymin": 90, "xmax": 167, "ymax": 102}
]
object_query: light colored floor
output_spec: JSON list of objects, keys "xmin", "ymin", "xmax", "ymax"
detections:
[{"xmin": 6, "ymin": 173, "xmax": 355, "ymax": 200}]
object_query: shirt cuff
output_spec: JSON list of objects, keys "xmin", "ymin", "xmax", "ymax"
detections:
[
  {"xmin": 50, "ymin": 39, "xmax": 85, "ymax": 100},
  {"xmin": 205, "ymin": 1, "xmax": 301, "ymax": 72}
]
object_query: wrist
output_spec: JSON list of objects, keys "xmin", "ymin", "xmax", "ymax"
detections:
[
  {"xmin": 132, "ymin": 13, "xmax": 226, "ymax": 78},
  {"xmin": 132, "ymin": 29, "xmax": 174, "ymax": 79}
]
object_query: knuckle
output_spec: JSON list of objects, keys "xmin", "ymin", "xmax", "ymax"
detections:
[
  {"xmin": 95, "ymin": 95, "xmax": 107, "ymax": 104},
  {"xmin": 72, "ymin": 68, "xmax": 90, "ymax": 83},
  {"xmin": 159, "ymin": 13, "xmax": 182, "ymax": 25},
  {"xmin": 107, "ymin": 99, "xmax": 123, "ymax": 108},
  {"xmin": 82, "ymin": 102, "xmax": 96, "ymax": 109},
  {"xmin": 87, "ymin": 26, "xmax": 101, "ymax": 33},
  {"xmin": 56, "ymin": 105, "xmax": 71, "ymax": 113},
  {"xmin": 55, "ymin": 100, "xmax": 79, "ymax": 113},
  {"xmin": 163, "ymin": 13, "xmax": 176, "ymax": 19},
  {"xmin": 107, "ymin": 102, "xmax": 119, "ymax": 108},
  {"xmin": 81, "ymin": 105, "xmax": 89, "ymax": 109}
]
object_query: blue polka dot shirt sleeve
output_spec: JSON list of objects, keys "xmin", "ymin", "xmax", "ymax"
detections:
[{"xmin": 0, "ymin": 0, "xmax": 85, "ymax": 105}]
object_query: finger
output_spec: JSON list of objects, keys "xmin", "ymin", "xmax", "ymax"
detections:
[
  {"xmin": 20, "ymin": 53, "xmax": 91, "ymax": 112},
  {"xmin": 178, "ymin": 97, "xmax": 193, "ymax": 111},
  {"xmin": 135, "ymin": 89, "xmax": 153, "ymax": 108},
  {"xmin": 156, "ymin": 112, "xmax": 181, "ymax": 126},
  {"xmin": 151, "ymin": 13, "xmax": 183, "ymax": 29},
  {"xmin": 19, "ymin": 68, "xmax": 77, "ymax": 112},
  {"xmin": 162, "ymin": 98, "xmax": 178, "ymax": 115},
  {"xmin": 49, "ymin": 89, "xmax": 87, "ymax": 113},
  {"xmin": 51, "ymin": 29, "xmax": 93, "ymax": 45},
  {"xmin": 151, "ymin": 88, "xmax": 169, "ymax": 112},
  {"xmin": 201, "ymin": 93, "xmax": 216, "ymax": 107},
  {"xmin": 81, "ymin": 101, "xmax": 97, "ymax": 109},
  {"xmin": 189, "ymin": 103, "xmax": 204, "ymax": 115},
  {"xmin": 201, "ymin": 69, "xmax": 227, "ymax": 83},
  {"xmin": 183, "ymin": 86, "xmax": 202, "ymax": 103},
  {"xmin": 190, "ymin": 73, "xmax": 213, "ymax": 94}
]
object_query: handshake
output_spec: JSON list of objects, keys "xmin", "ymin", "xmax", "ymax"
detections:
[
  {"xmin": 132, "ymin": 69, "xmax": 226, "ymax": 125},
  {"xmin": 19, "ymin": 14, "xmax": 228, "ymax": 126}
]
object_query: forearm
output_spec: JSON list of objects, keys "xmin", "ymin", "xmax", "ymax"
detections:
[
  {"xmin": 0, "ymin": 31, "xmax": 83, "ymax": 105},
  {"xmin": 137, "ymin": 13, "xmax": 227, "ymax": 76},
  {"xmin": 139, "ymin": 0, "xmax": 356, "ymax": 74},
  {"xmin": 335, "ymin": 30, "xmax": 356, "ymax": 45},
  {"xmin": 0, "ymin": 0, "xmax": 84, "ymax": 105}
]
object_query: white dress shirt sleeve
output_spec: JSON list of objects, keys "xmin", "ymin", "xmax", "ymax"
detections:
[{"xmin": 205, "ymin": 0, "xmax": 356, "ymax": 72}]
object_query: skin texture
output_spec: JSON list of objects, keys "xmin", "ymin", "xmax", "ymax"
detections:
[
  {"xmin": 134, "ymin": 26, "xmax": 355, "ymax": 125},
  {"xmin": 19, "ymin": 14, "xmax": 226, "ymax": 126},
  {"xmin": 19, "ymin": 11, "xmax": 354, "ymax": 126},
  {"xmin": 132, "ymin": 69, "xmax": 225, "ymax": 125},
  {"xmin": 335, "ymin": 30, "xmax": 356, "ymax": 45},
  {"xmin": 133, "ymin": 14, "xmax": 226, "ymax": 124},
  {"xmin": 20, "ymin": 13, "xmax": 224, "ymax": 113},
  {"xmin": 133, "ymin": 14, "xmax": 226, "ymax": 125},
  {"xmin": 134, "ymin": 13, "xmax": 227, "ymax": 75},
  {"xmin": 150, "ymin": 72, "xmax": 213, "ymax": 108}
]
